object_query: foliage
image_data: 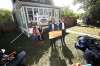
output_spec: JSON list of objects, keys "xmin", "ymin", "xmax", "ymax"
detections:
[
  {"xmin": 74, "ymin": 0, "xmax": 96, "ymax": 10},
  {"xmin": 62, "ymin": 7, "xmax": 78, "ymax": 17},
  {"xmin": 74, "ymin": 0, "xmax": 100, "ymax": 26},
  {"xmin": 0, "ymin": 9, "xmax": 12, "ymax": 24},
  {"xmin": 90, "ymin": 0, "xmax": 100, "ymax": 19}
]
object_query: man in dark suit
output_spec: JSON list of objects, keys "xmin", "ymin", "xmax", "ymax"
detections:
[
  {"xmin": 48, "ymin": 18, "xmax": 58, "ymax": 32},
  {"xmin": 59, "ymin": 17, "xmax": 66, "ymax": 45},
  {"xmin": 48, "ymin": 18, "xmax": 58, "ymax": 47}
]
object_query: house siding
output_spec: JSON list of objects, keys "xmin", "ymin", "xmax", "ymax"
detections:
[
  {"xmin": 17, "ymin": 0, "xmax": 53, "ymax": 5},
  {"xmin": 13, "ymin": 0, "xmax": 60, "ymax": 37}
]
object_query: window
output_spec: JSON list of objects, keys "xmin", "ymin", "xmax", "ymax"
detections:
[
  {"xmin": 54, "ymin": 9, "xmax": 59, "ymax": 18},
  {"xmin": 52, "ymin": 9, "xmax": 54, "ymax": 16},
  {"xmin": 32, "ymin": 0, "xmax": 38, "ymax": 2},
  {"xmin": 44, "ymin": 9, "xmax": 48, "ymax": 15},
  {"xmin": 55, "ymin": 10, "xmax": 59, "ymax": 18},
  {"xmin": 45, "ymin": 0, "xmax": 51, "ymax": 4},
  {"xmin": 27, "ymin": 8, "xmax": 33, "ymax": 21},
  {"xmin": 48, "ymin": 9, "xmax": 52, "ymax": 16},
  {"xmin": 40, "ymin": 0, "xmax": 45, "ymax": 3},
  {"xmin": 34, "ymin": 8, "xmax": 38, "ymax": 15},
  {"xmin": 39, "ymin": 8, "xmax": 43, "ymax": 15}
]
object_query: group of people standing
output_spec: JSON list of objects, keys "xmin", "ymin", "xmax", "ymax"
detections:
[
  {"xmin": 31, "ymin": 17, "xmax": 66, "ymax": 45},
  {"xmin": 48, "ymin": 17, "xmax": 66, "ymax": 47}
]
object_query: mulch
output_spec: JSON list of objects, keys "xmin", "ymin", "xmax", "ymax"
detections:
[{"xmin": 32, "ymin": 40, "xmax": 46, "ymax": 47}]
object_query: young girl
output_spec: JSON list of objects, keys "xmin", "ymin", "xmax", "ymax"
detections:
[
  {"xmin": 32, "ymin": 26, "xmax": 42, "ymax": 41},
  {"xmin": 32, "ymin": 26, "xmax": 38, "ymax": 41}
]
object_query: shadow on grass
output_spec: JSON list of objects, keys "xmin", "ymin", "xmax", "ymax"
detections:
[
  {"xmin": 26, "ymin": 40, "xmax": 50, "ymax": 65},
  {"xmin": 62, "ymin": 45, "xmax": 74, "ymax": 64},
  {"xmin": 14, "ymin": 33, "xmax": 51, "ymax": 65},
  {"xmin": 49, "ymin": 32, "xmax": 74, "ymax": 66},
  {"xmin": 0, "ymin": 31, "xmax": 21, "ymax": 53},
  {"xmin": 0, "ymin": 30, "xmax": 74, "ymax": 66},
  {"xmin": 49, "ymin": 48, "xmax": 67, "ymax": 66},
  {"xmin": 0, "ymin": 31, "xmax": 51, "ymax": 65}
]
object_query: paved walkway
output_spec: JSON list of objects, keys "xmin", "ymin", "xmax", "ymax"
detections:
[{"xmin": 66, "ymin": 29, "xmax": 100, "ymax": 39}]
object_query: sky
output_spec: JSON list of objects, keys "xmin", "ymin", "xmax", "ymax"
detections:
[
  {"xmin": 53, "ymin": 0, "xmax": 84, "ymax": 13},
  {"xmin": 0, "ymin": 0, "xmax": 84, "ymax": 13},
  {"xmin": 0, "ymin": 0, "xmax": 13, "ymax": 11}
]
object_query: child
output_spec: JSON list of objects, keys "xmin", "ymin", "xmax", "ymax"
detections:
[
  {"xmin": 38, "ymin": 26, "xmax": 43, "ymax": 40},
  {"xmin": 32, "ymin": 26, "xmax": 42, "ymax": 41},
  {"xmin": 32, "ymin": 26, "xmax": 38, "ymax": 41}
]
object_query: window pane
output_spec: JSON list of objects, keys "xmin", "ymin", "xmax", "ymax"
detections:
[
  {"xmin": 32, "ymin": 0, "xmax": 38, "ymax": 1},
  {"xmin": 52, "ymin": 9, "xmax": 54, "ymax": 16},
  {"xmin": 34, "ymin": 8, "xmax": 38, "ymax": 15},
  {"xmin": 39, "ymin": 8, "xmax": 43, "ymax": 15},
  {"xmin": 44, "ymin": 9, "xmax": 48, "ymax": 15},
  {"xmin": 55, "ymin": 10, "xmax": 59, "ymax": 18},
  {"xmin": 27, "ymin": 8, "xmax": 33, "ymax": 21},
  {"xmin": 29, "ymin": 15, "xmax": 33, "ymax": 20},
  {"xmin": 28, "ymin": 11, "xmax": 32, "ymax": 15},
  {"xmin": 27, "ymin": 8, "xmax": 32, "ymax": 11},
  {"xmin": 48, "ymin": 9, "xmax": 52, "ymax": 16},
  {"xmin": 27, "ymin": 8, "xmax": 33, "ymax": 15},
  {"xmin": 40, "ymin": 0, "xmax": 45, "ymax": 3}
]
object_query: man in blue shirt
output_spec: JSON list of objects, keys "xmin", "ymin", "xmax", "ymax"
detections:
[
  {"xmin": 48, "ymin": 18, "xmax": 58, "ymax": 32},
  {"xmin": 48, "ymin": 18, "xmax": 58, "ymax": 47}
]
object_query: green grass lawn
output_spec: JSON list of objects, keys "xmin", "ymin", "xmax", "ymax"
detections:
[
  {"xmin": 67, "ymin": 26, "xmax": 100, "ymax": 37},
  {"xmin": 0, "ymin": 30, "xmax": 86, "ymax": 66},
  {"xmin": 1, "ymin": 26, "xmax": 99, "ymax": 66}
]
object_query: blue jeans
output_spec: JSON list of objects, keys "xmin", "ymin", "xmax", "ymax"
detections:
[{"xmin": 32, "ymin": 35, "xmax": 38, "ymax": 41}]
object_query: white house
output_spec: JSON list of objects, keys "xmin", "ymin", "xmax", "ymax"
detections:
[{"xmin": 12, "ymin": 0, "xmax": 60, "ymax": 37}]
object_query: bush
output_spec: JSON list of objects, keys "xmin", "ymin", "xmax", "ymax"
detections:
[
  {"xmin": 0, "ymin": 9, "xmax": 17, "ymax": 33},
  {"xmin": 0, "ymin": 9, "xmax": 12, "ymax": 24}
]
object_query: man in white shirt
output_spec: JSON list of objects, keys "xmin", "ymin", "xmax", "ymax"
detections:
[
  {"xmin": 52, "ymin": 23, "xmax": 54, "ymax": 31},
  {"xmin": 59, "ymin": 17, "xmax": 66, "ymax": 45},
  {"xmin": 48, "ymin": 18, "xmax": 58, "ymax": 48},
  {"xmin": 48, "ymin": 18, "xmax": 58, "ymax": 31}
]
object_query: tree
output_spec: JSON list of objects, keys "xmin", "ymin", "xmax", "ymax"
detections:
[
  {"xmin": 62, "ymin": 7, "xmax": 77, "ymax": 17},
  {"xmin": 74, "ymin": 0, "xmax": 96, "ymax": 10},
  {"xmin": 74, "ymin": 0, "xmax": 100, "ymax": 26}
]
